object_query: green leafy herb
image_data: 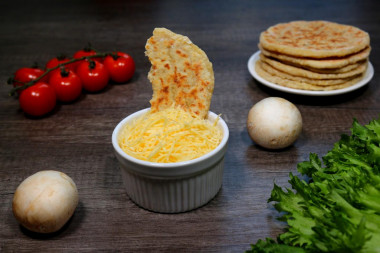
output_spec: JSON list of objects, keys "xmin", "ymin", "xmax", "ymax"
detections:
[{"xmin": 247, "ymin": 117, "xmax": 380, "ymax": 253}]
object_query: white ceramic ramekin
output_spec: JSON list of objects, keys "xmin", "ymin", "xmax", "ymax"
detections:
[{"xmin": 112, "ymin": 108, "xmax": 229, "ymax": 213}]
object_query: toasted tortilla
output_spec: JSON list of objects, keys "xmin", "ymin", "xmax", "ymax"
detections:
[
  {"xmin": 145, "ymin": 28, "xmax": 214, "ymax": 119},
  {"xmin": 260, "ymin": 53, "xmax": 367, "ymax": 80},
  {"xmin": 255, "ymin": 60, "xmax": 364, "ymax": 91},
  {"xmin": 260, "ymin": 21, "xmax": 370, "ymax": 58},
  {"xmin": 259, "ymin": 44, "xmax": 370, "ymax": 70},
  {"xmin": 259, "ymin": 59, "xmax": 362, "ymax": 86}
]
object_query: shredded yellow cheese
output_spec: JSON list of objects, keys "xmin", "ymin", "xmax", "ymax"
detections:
[{"xmin": 118, "ymin": 107, "xmax": 222, "ymax": 163}]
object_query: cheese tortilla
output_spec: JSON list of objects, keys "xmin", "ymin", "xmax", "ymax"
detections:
[
  {"xmin": 145, "ymin": 28, "xmax": 214, "ymax": 119},
  {"xmin": 260, "ymin": 21, "xmax": 370, "ymax": 58}
]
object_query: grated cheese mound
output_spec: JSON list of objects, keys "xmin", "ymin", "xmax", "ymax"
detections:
[{"xmin": 118, "ymin": 107, "xmax": 223, "ymax": 163}]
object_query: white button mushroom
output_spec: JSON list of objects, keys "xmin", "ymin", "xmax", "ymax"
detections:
[
  {"xmin": 247, "ymin": 97, "xmax": 302, "ymax": 149},
  {"xmin": 12, "ymin": 170, "xmax": 79, "ymax": 233}
]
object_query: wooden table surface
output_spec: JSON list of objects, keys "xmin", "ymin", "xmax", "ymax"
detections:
[{"xmin": 1, "ymin": 0, "xmax": 379, "ymax": 252}]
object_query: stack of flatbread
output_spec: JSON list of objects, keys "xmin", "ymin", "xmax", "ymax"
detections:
[{"xmin": 255, "ymin": 21, "xmax": 371, "ymax": 91}]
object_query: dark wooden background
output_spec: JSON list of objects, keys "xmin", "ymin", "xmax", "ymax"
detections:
[{"xmin": 1, "ymin": 0, "xmax": 379, "ymax": 252}]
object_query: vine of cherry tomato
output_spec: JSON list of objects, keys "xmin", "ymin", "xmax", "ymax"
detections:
[{"xmin": 8, "ymin": 46, "xmax": 136, "ymax": 117}]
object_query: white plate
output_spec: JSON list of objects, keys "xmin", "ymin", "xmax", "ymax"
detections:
[{"xmin": 247, "ymin": 51, "xmax": 374, "ymax": 96}]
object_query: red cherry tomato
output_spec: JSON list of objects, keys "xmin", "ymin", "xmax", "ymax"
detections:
[
  {"xmin": 49, "ymin": 69, "xmax": 82, "ymax": 102},
  {"xmin": 76, "ymin": 60, "xmax": 109, "ymax": 92},
  {"xmin": 19, "ymin": 82, "xmax": 56, "ymax": 117},
  {"xmin": 73, "ymin": 48, "xmax": 97, "ymax": 59},
  {"xmin": 13, "ymin": 67, "xmax": 48, "ymax": 90},
  {"xmin": 103, "ymin": 52, "xmax": 135, "ymax": 83},
  {"xmin": 46, "ymin": 56, "xmax": 75, "ymax": 78},
  {"xmin": 73, "ymin": 48, "xmax": 99, "ymax": 70}
]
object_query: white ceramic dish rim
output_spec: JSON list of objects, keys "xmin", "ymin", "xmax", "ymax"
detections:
[
  {"xmin": 112, "ymin": 108, "xmax": 229, "ymax": 177},
  {"xmin": 247, "ymin": 50, "xmax": 374, "ymax": 96}
]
